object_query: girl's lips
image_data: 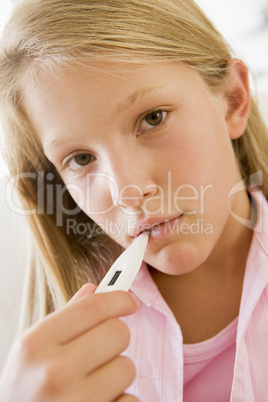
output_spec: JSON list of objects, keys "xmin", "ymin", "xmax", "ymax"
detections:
[
  {"xmin": 131, "ymin": 214, "xmax": 182, "ymax": 239},
  {"xmin": 147, "ymin": 216, "xmax": 181, "ymax": 240}
]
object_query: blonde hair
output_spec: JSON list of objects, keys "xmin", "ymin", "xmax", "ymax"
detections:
[{"xmin": 0, "ymin": 0, "xmax": 267, "ymax": 328}]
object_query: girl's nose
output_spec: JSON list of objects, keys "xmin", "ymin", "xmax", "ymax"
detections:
[
  {"xmin": 105, "ymin": 155, "xmax": 157, "ymax": 210},
  {"xmin": 114, "ymin": 181, "xmax": 158, "ymax": 209}
]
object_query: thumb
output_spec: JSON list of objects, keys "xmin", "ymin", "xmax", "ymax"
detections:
[{"xmin": 68, "ymin": 283, "xmax": 97, "ymax": 304}]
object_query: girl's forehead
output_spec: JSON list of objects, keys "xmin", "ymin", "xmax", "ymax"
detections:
[{"xmin": 23, "ymin": 60, "xmax": 202, "ymax": 99}]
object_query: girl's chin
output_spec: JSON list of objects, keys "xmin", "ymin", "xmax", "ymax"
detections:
[{"xmin": 145, "ymin": 235, "xmax": 215, "ymax": 276}]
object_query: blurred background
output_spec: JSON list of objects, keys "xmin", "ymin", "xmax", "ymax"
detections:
[{"xmin": 0, "ymin": 0, "xmax": 267, "ymax": 371}]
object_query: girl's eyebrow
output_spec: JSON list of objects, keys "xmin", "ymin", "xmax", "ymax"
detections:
[
  {"xmin": 43, "ymin": 134, "xmax": 79, "ymax": 155},
  {"xmin": 115, "ymin": 85, "xmax": 166, "ymax": 115}
]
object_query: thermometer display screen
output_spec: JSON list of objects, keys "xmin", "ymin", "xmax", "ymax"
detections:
[{"xmin": 108, "ymin": 270, "xmax": 122, "ymax": 286}]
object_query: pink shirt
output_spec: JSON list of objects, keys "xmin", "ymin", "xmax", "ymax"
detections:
[
  {"xmin": 121, "ymin": 189, "xmax": 268, "ymax": 401},
  {"xmin": 183, "ymin": 318, "xmax": 237, "ymax": 401}
]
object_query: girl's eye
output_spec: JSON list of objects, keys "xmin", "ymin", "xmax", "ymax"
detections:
[
  {"xmin": 68, "ymin": 153, "xmax": 95, "ymax": 170},
  {"xmin": 139, "ymin": 110, "xmax": 167, "ymax": 133}
]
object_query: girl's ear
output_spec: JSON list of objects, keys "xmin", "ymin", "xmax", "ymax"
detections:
[{"xmin": 224, "ymin": 59, "xmax": 251, "ymax": 140}]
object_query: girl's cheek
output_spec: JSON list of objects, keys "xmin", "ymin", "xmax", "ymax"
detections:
[{"xmin": 66, "ymin": 179, "xmax": 116, "ymax": 219}]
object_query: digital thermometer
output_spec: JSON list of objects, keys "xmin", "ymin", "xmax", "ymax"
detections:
[{"xmin": 95, "ymin": 231, "xmax": 149, "ymax": 293}]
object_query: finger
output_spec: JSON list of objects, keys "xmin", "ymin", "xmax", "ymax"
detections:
[
  {"xmin": 64, "ymin": 318, "xmax": 130, "ymax": 375},
  {"xmin": 66, "ymin": 356, "xmax": 136, "ymax": 402},
  {"xmin": 68, "ymin": 283, "xmax": 97, "ymax": 303},
  {"xmin": 35, "ymin": 291, "xmax": 140, "ymax": 345},
  {"xmin": 86, "ymin": 356, "xmax": 136, "ymax": 402}
]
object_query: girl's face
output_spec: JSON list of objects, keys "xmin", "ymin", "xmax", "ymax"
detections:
[{"xmin": 23, "ymin": 62, "xmax": 250, "ymax": 275}]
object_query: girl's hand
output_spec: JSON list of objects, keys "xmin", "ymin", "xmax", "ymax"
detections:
[{"xmin": 0, "ymin": 284, "xmax": 140, "ymax": 401}]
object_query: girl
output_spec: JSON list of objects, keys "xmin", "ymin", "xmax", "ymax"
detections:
[{"xmin": 0, "ymin": 0, "xmax": 268, "ymax": 400}]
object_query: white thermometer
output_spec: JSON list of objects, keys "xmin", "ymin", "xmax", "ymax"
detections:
[{"xmin": 95, "ymin": 231, "xmax": 150, "ymax": 293}]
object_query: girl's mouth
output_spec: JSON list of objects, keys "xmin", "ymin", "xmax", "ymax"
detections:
[
  {"xmin": 146, "ymin": 216, "xmax": 181, "ymax": 240},
  {"xmin": 131, "ymin": 214, "xmax": 182, "ymax": 241}
]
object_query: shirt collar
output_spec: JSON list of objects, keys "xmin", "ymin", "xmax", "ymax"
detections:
[
  {"xmin": 237, "ymin": 189, "xmax": 268, "ymax": 341},
  {"xmin": 130, "ymin": 262, "xmax": 177, "ymax": 319}
]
